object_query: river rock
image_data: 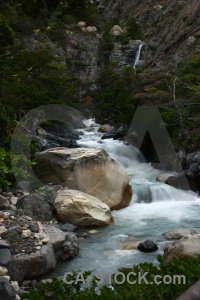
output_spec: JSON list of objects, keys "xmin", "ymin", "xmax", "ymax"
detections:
[
  {"xmin": 137, "ymin": 240, "xmax": 158, "ymax": 252},
  {"xmin": 7, "ymin": 244, "xmax": 56, "ymax": 282},
  {"xmin": 156, "ymin": 173, "xmax": 175, "ymax": 183},
  {"xmin": 121, "ymin": 238, "xmax": 141, "ymax": 250},
  {"xmin": 98, "ymin": 124, "xmax": 113, "ymax": 133},
  {"xmin": 0, "ymin": 277, "xmax": 16, "ymax": 300},
  {"xmin": 163, "ymin": 228, "xmax": 197, "ymax": 240},
  {"xmin": 59, "ymin": 223, "xmax": 77, "ymax": 232},
  {"xmin": 34, "ymin": 147, "xmax": 132, "ymax": 210},
  {"xmin": 163, "ymin": 234, "xmax": 200, "ymax": 261},
  {"xmin": 53, "ymin": 189, "xmax": 113, "ymax": 227}
]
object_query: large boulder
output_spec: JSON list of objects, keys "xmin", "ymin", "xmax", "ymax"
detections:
[
  {"xmin": 53, "ymin": 189, "xmax": 114, "ymax": 227},
  {"xmin": 34, "ymin": 148, "xmax": 132, "ymax": 210},
  {"xmin": 163, "ymin": 234, "xmax": 200, "ymax": 261},
  {"xmin": 163, "ymin": 228, "xmax": 197, "ymax": 240}
]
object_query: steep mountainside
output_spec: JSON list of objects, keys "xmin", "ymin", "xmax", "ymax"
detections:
[{"xmin": 96, "ymin": 0, "xmax": 200, "ymax": 66}]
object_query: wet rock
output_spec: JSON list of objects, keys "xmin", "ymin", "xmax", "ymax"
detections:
[
  {"xmin": 101, "ymin": 132, "xmax": 115, "ymax": 139},
  {"xmin": 121, "ymin": 237, "xmax": 141, "ymax": 250},
  {"xmin": 98, "ymin": 124, "xmax": 113, "ymax": 133},
  {"xmin": 163, "ymin": 234, "xmax": 200, "ymax": 261},
  {"xmin": 0, "ymin": 211, "xmax": 4, "ymax": 218},
  {"xmin": 0, "ymin": 277, "xmax": 16, "ymax": 300},
  {"xmin": 163, "ymin": 229, "xmax": 198, "ymax": 240},
  {"xmin": 17, "ymin": 194, "xmax": 53, "ymax": 221},
  {"xmin": 137, "ymin": 240, "xmax": 158, "ymax": 252}
]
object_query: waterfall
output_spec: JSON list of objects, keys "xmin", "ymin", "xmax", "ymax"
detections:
[{"xmin": 133, "ymin": 42, "xmax": 145, "ymax": 68}]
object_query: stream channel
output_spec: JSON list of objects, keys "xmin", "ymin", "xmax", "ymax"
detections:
[{"xmin": 52, "ymin": 119, "xmax": 200, "ymax": 281}]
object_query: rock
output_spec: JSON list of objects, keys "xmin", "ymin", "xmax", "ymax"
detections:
[
  {"xmin": 42, "ymin": 224, "xmax": 67, "ymax": 251},
  {"xmin": 34, "ymin": 148, "xmax": 132, "ymax": 210},
  {"xmin": 0, "ymin": 248, "xmax": 12, "ymax": 266},
  {"xmin": 22, "ymin": 230, "xmax": 32, "ymax": 238},
  {"xmin": 0, "ymin": 277, "xmax": 16, "ymax": 300},
  {"xmin": 163, "ymin": 234, "xmax": 200, "ymax": 261},
  {"xmin": 53, "ymin": 189, "xmax": 113, "ymax": 227},
  {"xmin": 98, "ymin": 124, "xmax": 113, "ymax": 133},
  {"xmin": 17, "ymin": 194, "xmax": 53, "ymax": 221},
  {"xmin": 156, "ymin": 173, "xmax": 175, "ymax": 183},
  {"xmin": 0, "ymin": 211, "xmax": 4, "ymax": 218},
  {"xmin": 78, "ymin": 21, "xmax": 86, "ymax": 27},
  {"xmin": 29, "ymin": 223, "xmax": 39, "ymax": 233},
  {"xmin": 58, "ymin": 232, "xmax": 79, "ymax": 260},
  {"xmin": 137, "ymin": 240, "xmax": 158, "ymax": 252},
  {"xmin": 121, "ymin": 238, "xmax": 141, "ymax": 250},
  {"xmin": 176, "ymin": 279, "xmax": 200, "ymax": 300},
  {"xmin": 0, "ymin": 266, "xmax": 8, "ymax": 276},
  {"xmin": 166, "ymin": 171, "xmax": 200, "ymax": 194},
  {"xmin": 0, "ymin": 239, "xmax": 11, "ymax": 248},
  {"xmin": 0, "ymin": 195, "xmax": 9, "ymax": 209},
  {"xmin": 10, "ymin": 197, "xmax": 18, "ymax": 205},
  {"xmin": 163, "ymin": 229, "xmax": 198, "ymax": 240},
  {"xmin": 11, "ymin": 281, "xmax": 20, "ymax": 292},
  {"xmin": 85, "ymin": 26, "xmax": 97, "ymax": 33},
  {"xmin": 89, "ymin": 230, "xmax": 98, "ymax": 234},
  {"xmin": 101, "ymin": 132, "xmax": 115, "ymax": 140},
  {"xmin": 59, "ymin": 223, "xmax": 77, "ymax": 232},
  {"xmin": 109, "ymin": 25, "xmax": 124, "ymax": 36},
  {"xmin": 0, "ymin": 226, "xmax": 8, "ymax": 237},
  {"xmin": 7, "ymin": 244, "xmax": 56, "ymax": 282}
]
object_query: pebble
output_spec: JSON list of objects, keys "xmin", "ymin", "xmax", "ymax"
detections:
[
  {"xmin": 89, "ymin": 230, "xmax": 98, "ymax": 234},
  {"xmin": 0, "ymin": 266, "xmax": 8, "ymax": 276},
  {"xmin": 10, "ymin": 196, "xmax": 18, "ymax": 205},
  {"xmin": 0, "ymin": 226, "xmax": 7, "ymax": 237},
  {"xmin": 11, "ymin": 281, "xmax": 20, "ymax": 292},
  {"xmin": 22, "ymin": 230, "xmax": 31, "ymax": 238},
  {"xmin": 40, "ymin": 279, "xmax": 52, "ymax": 284},
  {"xmin": 0, "ymin": 211, "xmax": 4, "ymax": 218}
]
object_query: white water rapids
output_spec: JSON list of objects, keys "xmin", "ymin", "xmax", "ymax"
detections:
[{"xmin": 53, "ymin": 119, "xmax": 200, "ymax": 278}]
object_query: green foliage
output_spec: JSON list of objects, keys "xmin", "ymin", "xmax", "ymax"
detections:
[
  {"xmin": 0, "ymin": 148, "xmax": 32, "ymax": 187},
  {"xmin": 0, "ymin": 13, "xmax": 15, "ymax": 48},
  {"xmin": 22, "ymin": 255, "xmax": 200, "ymax": 300},
  {"xmin": 94, "ymin": 64, "xmax": 141, "ymax": 124}
]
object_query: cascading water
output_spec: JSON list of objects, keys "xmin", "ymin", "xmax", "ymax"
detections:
[
  {"xmin": 53, "ymin": 119, "xmax": 200, "ymax": 279},
  {"xmin": 133, "ymin": 42, "xmax": 145, "ymax": 68}
]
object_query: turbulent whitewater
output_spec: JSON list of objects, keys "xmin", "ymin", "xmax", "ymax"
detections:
[{"xmin": 53, "ymin": 119, "xmax": 200, "ymax": 278}]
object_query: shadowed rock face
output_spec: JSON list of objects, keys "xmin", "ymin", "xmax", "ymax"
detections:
[
  {"xmin": 34, "ymin": 147, "xmax": 132, "ymax": 210},
  {"xmin": 96, "ymin": 0, "xmax": 200, "ymax": 65}
]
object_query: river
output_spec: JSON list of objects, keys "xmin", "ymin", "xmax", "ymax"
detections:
[{"xmin": 53, "ymin": 119, "xmax": 200, "ymax": 279}]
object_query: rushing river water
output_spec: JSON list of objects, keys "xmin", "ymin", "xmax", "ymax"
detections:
[{"xmin": 53, "ymin": 119, "xmax": 200, "ymax": 279}]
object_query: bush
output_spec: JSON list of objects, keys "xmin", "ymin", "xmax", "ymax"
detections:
[{"xmin": 21, "ymin": 255, "xmax": 200, "ymax": 300}]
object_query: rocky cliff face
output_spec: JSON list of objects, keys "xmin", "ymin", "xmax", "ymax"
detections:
[{"xmin": 96, "ymin": 0, "xmax": 200, "ymax": 66}]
